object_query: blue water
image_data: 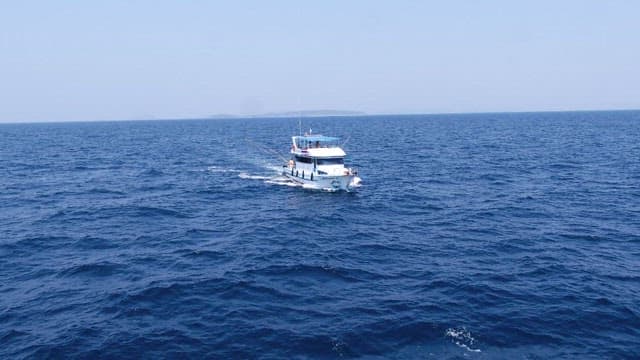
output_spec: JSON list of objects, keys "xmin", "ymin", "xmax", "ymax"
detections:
[{"xmin": 1, "ymin": 111, "xmax": 639, "ymax": 359}]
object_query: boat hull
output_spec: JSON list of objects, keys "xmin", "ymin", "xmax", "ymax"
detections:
[{"xmin": 282, "ymin": 171, "xmax": 360, "ymax": 191}]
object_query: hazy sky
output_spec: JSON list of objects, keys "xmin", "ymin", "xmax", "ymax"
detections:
[{"xmin": 1, "ymin": 1, "xmax": 639, "ymax": 122}]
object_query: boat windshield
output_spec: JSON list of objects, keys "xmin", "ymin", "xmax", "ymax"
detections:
[
  {"xmin": 295, "ymin": 135, "xmax": 340, "ymax": 149},
  {"xmin": 316, "ymin": 158, "xmax": 344, "ymax": 165}
]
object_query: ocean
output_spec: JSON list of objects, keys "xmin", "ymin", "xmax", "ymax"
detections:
[{"xmin": 1, "ymin": 111, "xmax": 639, "ymax": 358}]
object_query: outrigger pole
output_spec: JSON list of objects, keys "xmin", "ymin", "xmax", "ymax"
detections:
[{"xmin": 244, "ymin": 137, "xmax": 289, "ymax": 164}]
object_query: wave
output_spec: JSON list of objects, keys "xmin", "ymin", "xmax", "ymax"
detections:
[
  {"xmin": 0, "ymin": 329, "xmax": 29, "ymax": 343},
  {"xmin": 238, "ymin": 172, "xmax": 272, "ymax": 180},
  {"xmin": 445, "ymin": 327, "xmax": 482, "ymax": 353},
  {"xmin": 139, "ymin": 168, "xmax": 164, "ymax": 177},
  {"xmin": 265, "ymin": 177, "xmax": 299, "ymax": 187},
  {"xmin": 206, "ymin": 165, "xmax": 242, "ymax": 173},
  {"xmin": 72, "ymin": 236, "xmax": 118, "ymax": 250},
  {"xmin": 241, "ymin": 264, "xmax": 382, "ymax": 283},
  {"xmin": 3, "ymin": 113, "xmax": 640, "ymax": 359},
  {"xmin": 176, "ymin": 248, "xmax": 226, "ymax": 261},
  {"xmin": 112, "ymin": 277, "xmax": 300, "ymax": 315},
  {"xmin": 58, "ymin": 261, "xmax": 125, "ymax": 278},
  {"xmin": 131, "ymin": 206, "xmax": 189, "ymax": 219},
  {"xmin": 3, "ymin": 235, "xmax": 73, "ymax": 250},
  {"xmin": 87, "ymin": 188, "xmax": 126, "ymax": 195}
]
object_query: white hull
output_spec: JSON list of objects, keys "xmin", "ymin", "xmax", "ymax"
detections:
[
  {"xmin": 283, "ymin": 132, "xmax": 361, "ymax": 192},
  {"xmin": 282, "ymin": 170, "xmax": 360, "ymax": 191}
]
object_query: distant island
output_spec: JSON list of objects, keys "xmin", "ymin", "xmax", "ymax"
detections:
[{"xmin": 209, "ymin": 110, "xmax": 366, "ymax": 119}]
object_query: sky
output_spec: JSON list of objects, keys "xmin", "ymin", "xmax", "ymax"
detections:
[{"xmin": 1, "ymin": 0, "xmax": 639, "ymax": 123}]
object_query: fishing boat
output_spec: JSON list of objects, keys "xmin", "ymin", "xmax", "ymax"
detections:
[{"xmin": 282, "ymin": 131, "xmax": 361, "ymax": 191}]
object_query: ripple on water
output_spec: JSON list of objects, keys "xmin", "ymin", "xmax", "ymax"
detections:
[{"xmin": 1, "ymin": 113, "xmax": 640, "ymax": 358}]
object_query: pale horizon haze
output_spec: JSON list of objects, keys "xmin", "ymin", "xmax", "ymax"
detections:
[{"xmin": 1, "ymin": 1, "xmax": 639, "ymax": 123}]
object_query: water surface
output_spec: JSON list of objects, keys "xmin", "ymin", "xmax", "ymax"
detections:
[{"xmin": 1, "ymin": 111, "xmax": 639, "ymax": 358}]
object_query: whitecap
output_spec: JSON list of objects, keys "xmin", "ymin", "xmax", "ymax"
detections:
[
  {"xmin": 263, "ymin": 165, "xmax": 285, "ymax": 173},
  {"xmin": 265, "ymin": 178, "xmax": 300, "ymax": 187},
  {"xmin": 445, "ymin": 327, "xmax": 482, "ymax": 353},
  {"xmin": 238, "ymin": 172, "xmax": 271, "ymax": 180},
  {"xmin": 206, "ymin": 165, "xmax": 242, "ymax": 173}
]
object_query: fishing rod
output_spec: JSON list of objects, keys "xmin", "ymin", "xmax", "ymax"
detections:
[
  {"xmin": 341, "ymin": 135, "xmax": 351, "ymax": 148},
  {"xmin": 244, "ymin": 137, "xmax": 289, "ymax": 164}
]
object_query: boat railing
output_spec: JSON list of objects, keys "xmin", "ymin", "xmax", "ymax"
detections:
[{"xmin": 297, "ymin": 144, "xmax": 337, "ymax": 150}]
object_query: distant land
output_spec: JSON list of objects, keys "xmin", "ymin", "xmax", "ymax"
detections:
[
  {"xmin": 4, "ymin": 108, "xmax": 639, "ymax": 124},
  {"xmin": 209, "ymin": 110, "xmax": 366, "ymax": 119}
]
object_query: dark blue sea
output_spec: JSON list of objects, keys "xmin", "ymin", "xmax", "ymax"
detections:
[{"xmin": 1, "ymin": 111, "xmax": 639, "ymax": 359}]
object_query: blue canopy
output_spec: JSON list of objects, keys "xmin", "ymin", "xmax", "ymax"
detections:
[{"xmin": 297, "ymin": 135, "xmax": 340, "ymax": 142}]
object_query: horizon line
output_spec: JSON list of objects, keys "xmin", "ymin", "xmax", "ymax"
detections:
[{"xmin": 1, "ymin": 107, "xmax": 639, "ymax": 125}]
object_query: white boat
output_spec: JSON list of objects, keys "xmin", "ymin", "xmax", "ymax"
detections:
[{"xmin": 282, "ymin": 132, "xmax": 362, "ymax": 191}]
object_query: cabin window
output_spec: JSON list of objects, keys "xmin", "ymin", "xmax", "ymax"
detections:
[
  {"xmin": 316, "ymin": 158, "xmax": 344, "ymax": 165},
  {"xmin": 295, "ymin": 155, "xmax": 313, "ymax": 164}
]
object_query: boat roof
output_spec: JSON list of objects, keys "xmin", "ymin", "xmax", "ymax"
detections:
[{"xmin": 294, "ymin": 135, "xmax": 340, "ymax": 142}]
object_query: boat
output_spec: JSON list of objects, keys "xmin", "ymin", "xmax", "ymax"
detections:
[{"xmin": 282, "ymin": 131, "xmax": 361, "ymax": 191}]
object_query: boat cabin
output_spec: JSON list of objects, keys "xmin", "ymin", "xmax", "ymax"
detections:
[
  {"xmin": 289, "ymin": 134, "xmax": 349, "ymax": 177},
  {"xmin": 284, "ymin": 132, "xmax": 360, "ymax": 189},
  {"xmin": 292, "ymin": 135, "xmax": 340, "ymax": 151}
]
